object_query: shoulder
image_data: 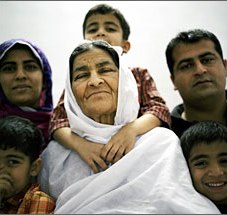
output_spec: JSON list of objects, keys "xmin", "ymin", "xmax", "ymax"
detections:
[
  {"xmin": 171, "ymin": 104, "xmax": 184, "ymax": 118},
  {"xmin": 170, "ymin": 104, "xmax": 193, "ymax": 138},
  {"xmin": 24, "ymin": 184, "xmax": 55, "ymax": 213}
]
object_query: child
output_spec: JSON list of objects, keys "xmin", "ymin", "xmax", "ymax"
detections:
[
  {"xmin": 180, "ymin": 121, "xmax": 227, "ymax": 214},
  {"xmin": 0, "ymin": 116, "xmax": 55, "ymax": 214}
]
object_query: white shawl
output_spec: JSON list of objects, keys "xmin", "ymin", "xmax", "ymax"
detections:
[
  {"xmin": 38, "ymin": 43, "xmax": 220, "ymax": 214},
  {"xmin": 64, "ymin": 44, "xmax": 139, "ymax": 143}
]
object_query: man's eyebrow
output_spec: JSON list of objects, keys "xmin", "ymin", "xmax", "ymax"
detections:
[
  {"xmin": 198, "ymin": 52, "xmax": 216, "ymax": 58},
  {"xmin": 176, "ymin": 52, "xmax": 216, "ymax": 67},
  {"xmin": 177, "ymin": 58, "xmax": 193, "ymax": 65}
]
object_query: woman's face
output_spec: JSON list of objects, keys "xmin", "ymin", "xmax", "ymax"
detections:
[
  {"xmin": 0, "ymin": 47, "xmax": 43, "ymax": 108},
  {"xmin": 71, "ymin": 48, "xmax": 119, "ymax": 122}
]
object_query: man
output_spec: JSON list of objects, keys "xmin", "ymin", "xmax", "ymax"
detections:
[{"xmin": 165, "ymin": 29, "xmax": 227, "ymax": 137}]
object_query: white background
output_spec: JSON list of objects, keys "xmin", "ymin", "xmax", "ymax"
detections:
[{"xmin": 0, "ymin": 1, "xmax": 226, "ymax": 110}]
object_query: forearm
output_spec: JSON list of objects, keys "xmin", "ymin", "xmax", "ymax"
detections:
[
  {"xmin": 53, "ymin": 127, "xmax": 85, "ymax": 151},
  {"xmin": 127, "ymin": 113, "xmax": 161, "ymax": 137},
  {"xmin": 53, "ymin": 127, "xmax": 107, "ymax": 173}
]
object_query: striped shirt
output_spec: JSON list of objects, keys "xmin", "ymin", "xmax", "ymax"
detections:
[{"xmin": 49, "ymin": 67, "xmax": 171, "ymax": 134}]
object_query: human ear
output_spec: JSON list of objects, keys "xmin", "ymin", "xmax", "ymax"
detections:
[
  {"xmin": 121, "ymin": 40, "xmax": 131, "ymax": 54},
  {"xmin": 30, "ymin": 158, "xmax": 42, "ymax": 177},
  {"xmin": 170, "ymin": 74, "xmax": 178, "ymax": 90},
  {"xmin": 223, "ymin": 59, "xmax": 227, "ymax": 77}
]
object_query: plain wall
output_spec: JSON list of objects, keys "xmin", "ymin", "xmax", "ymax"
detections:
[{"xmin": 0, "ymin": 1, "xmax": 227, "ymax": 110}]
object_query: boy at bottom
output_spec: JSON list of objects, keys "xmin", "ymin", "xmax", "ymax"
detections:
[
  {"xmin": 180, "ymin": 121, "xmax": 227, "ymax": 214},
  {"xmin": 0, "ymin": 116, "xmax": 55, "ymax": 214}
]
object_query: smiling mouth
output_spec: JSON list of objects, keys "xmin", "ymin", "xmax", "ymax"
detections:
[
  {"xmin": 87, "ymin": 91, "xmax": 109, "ymax": 99},
  {"xmin": 206, "ymin": 182, "xmax": 227, "ymax": 189},
  {"xmin": 13, "ymin": 86, "xmax": 31, "ymax": 90}
]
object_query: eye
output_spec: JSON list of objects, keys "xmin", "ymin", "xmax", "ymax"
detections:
[
  {"xmin": 24, "ymin": 63, "xmax": 40, "ymax": 71},
  {"xmin": 219, "ymin": 158, "xmax": 227, "ymax": 165},
  {"xmin": 73, "ymin": 72, "xmax": 89, "ymax": 81},
  {"xmin": 99, "ymin": 68, "xmax": 114, "ymax": 74},
  {"xmin": 8, "ymin": 159, "xmax": 21, "ymax": 167},
  {"xmin": 179, "ymin": 62, "xmax": 193, "ymax": 71},
  {"xmin": 106, "ymin": 27, "xmax": 117, "ymax": 32},
  {"xmin": 193, "ymin": 160, "xmax": 208, "ymax": 168},
  {"xmin": 0, "ymin": 65, "xmax": 16, "ymax": 73},
  {"xmin": 87, "ymin": 27, "xmax": 98, "ymax": 34},
  {"xmin": 201, "ymin": 56, "xmax": 215, "ymax": 65}
]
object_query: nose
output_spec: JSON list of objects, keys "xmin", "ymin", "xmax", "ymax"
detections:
[
  {"xmin": 88, "ymin": 72, "xmax": 104, "ymax": 87},
  {"xmin": 194, "ymin": 61, "xmax": 207, "ymax": 75},
  {"xmin": 96, "ymin": 27, "xmax": 106, "ymax": 38},
  {"xmin": 208, "ymin": 162, "xmax": 224, "ymax": 177},
  {"xmin": 15, "ymin": 66, "xmax": 27, "ymax": 80}
]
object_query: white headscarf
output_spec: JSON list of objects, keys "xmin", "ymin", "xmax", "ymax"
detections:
[{"xmin": 64, "ymin": 41, "xmax": 140, "ymax": 143}]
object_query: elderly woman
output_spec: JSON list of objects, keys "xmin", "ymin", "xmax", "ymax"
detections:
[
  {"xmin": 0, "ymin": 39, "xmax": 53, "ymax": 149},
  {"xmin": 39, "ymin": 40, "xmax": 220, "ymax": 213}
]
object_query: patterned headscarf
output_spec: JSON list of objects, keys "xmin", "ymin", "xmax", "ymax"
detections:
[{"xmin": 0, "ymin": 39, "xmax": 53, "ymax": 149}]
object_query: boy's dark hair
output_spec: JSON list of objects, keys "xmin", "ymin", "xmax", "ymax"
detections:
[
  {"xmin": 0, "ymin": 115, "xmax": 44, "ymax": 162},
  {"xmin": 180, "ymin": 121, "xmax": 227, "ymax": 161},
  {"xmin": 82, "ymin": 4, "xmax": 130, "ymax": 40},
  {"xmin": 165, "ymin": 29, "xmax": 224, "ymax": 75},
  {"xmin": 69, "ymin": 40, "xmax": 119, "ymax": 82}
]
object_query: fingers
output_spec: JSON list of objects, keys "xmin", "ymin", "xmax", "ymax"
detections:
[
  {"xmin": 113, "ymin": 146, "xmax": 125, "ymax": 164},
  {"xmin": 102, "ymin": 144, "xmax": 125, "ymax": 164},
  {"xmin": 89, "ymin": 157, "xmax": 108, "ymax": 173},
  {"xmin": 100, "ymin": 143, "xmax": 111, "ymax": 161},
  {"xmin": 89, "ymin": 162, "xmax": 99, "ymax": 174},
  {"xmin": 96, "ymin": 157, "xmax": 108, "ymax": 171}
]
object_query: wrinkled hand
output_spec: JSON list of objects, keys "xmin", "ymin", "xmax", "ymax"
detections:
[
  {"xmin": 101, "ymin": 124, "xmax": 137, "ymax": 164},
  {"xmin": 76, "ymin": 140, "xmax": 108, "ymax": 174}
]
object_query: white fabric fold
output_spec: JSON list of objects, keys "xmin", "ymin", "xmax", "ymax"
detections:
[{"xmin": 40, "ymin": 128, "xmax": 219, "ymax": 214}]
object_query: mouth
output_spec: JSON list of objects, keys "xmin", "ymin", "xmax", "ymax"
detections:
[
  {"xmin": 193, "ymin": 80, "xmax": 212, "ymax": 87},
  {"xmin": 12, "ymin": 85, "xmax": 31, "ymax": 90},
  {"xmin": 205, "ymin": 181, "xmax": 227, "ymax": 189},
  {"xmin": 87, "ymin": 91, "xmax": 109, "ymax": 99},
  {"xmin": 0, "ymin": 175, "xmax": 13, "ymax": 186}
]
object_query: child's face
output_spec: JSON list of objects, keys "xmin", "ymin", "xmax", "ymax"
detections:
[
  {"xmin": 188, "ymin": 141, "xmax": 227, "ymax": 205},
  {"xmin": 0, "ymin": 148, "xmax": 40, "ymax": 199},
  {"xmin": 84, "ymin": 13, "xmax": 130, "ymax": 53}
]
